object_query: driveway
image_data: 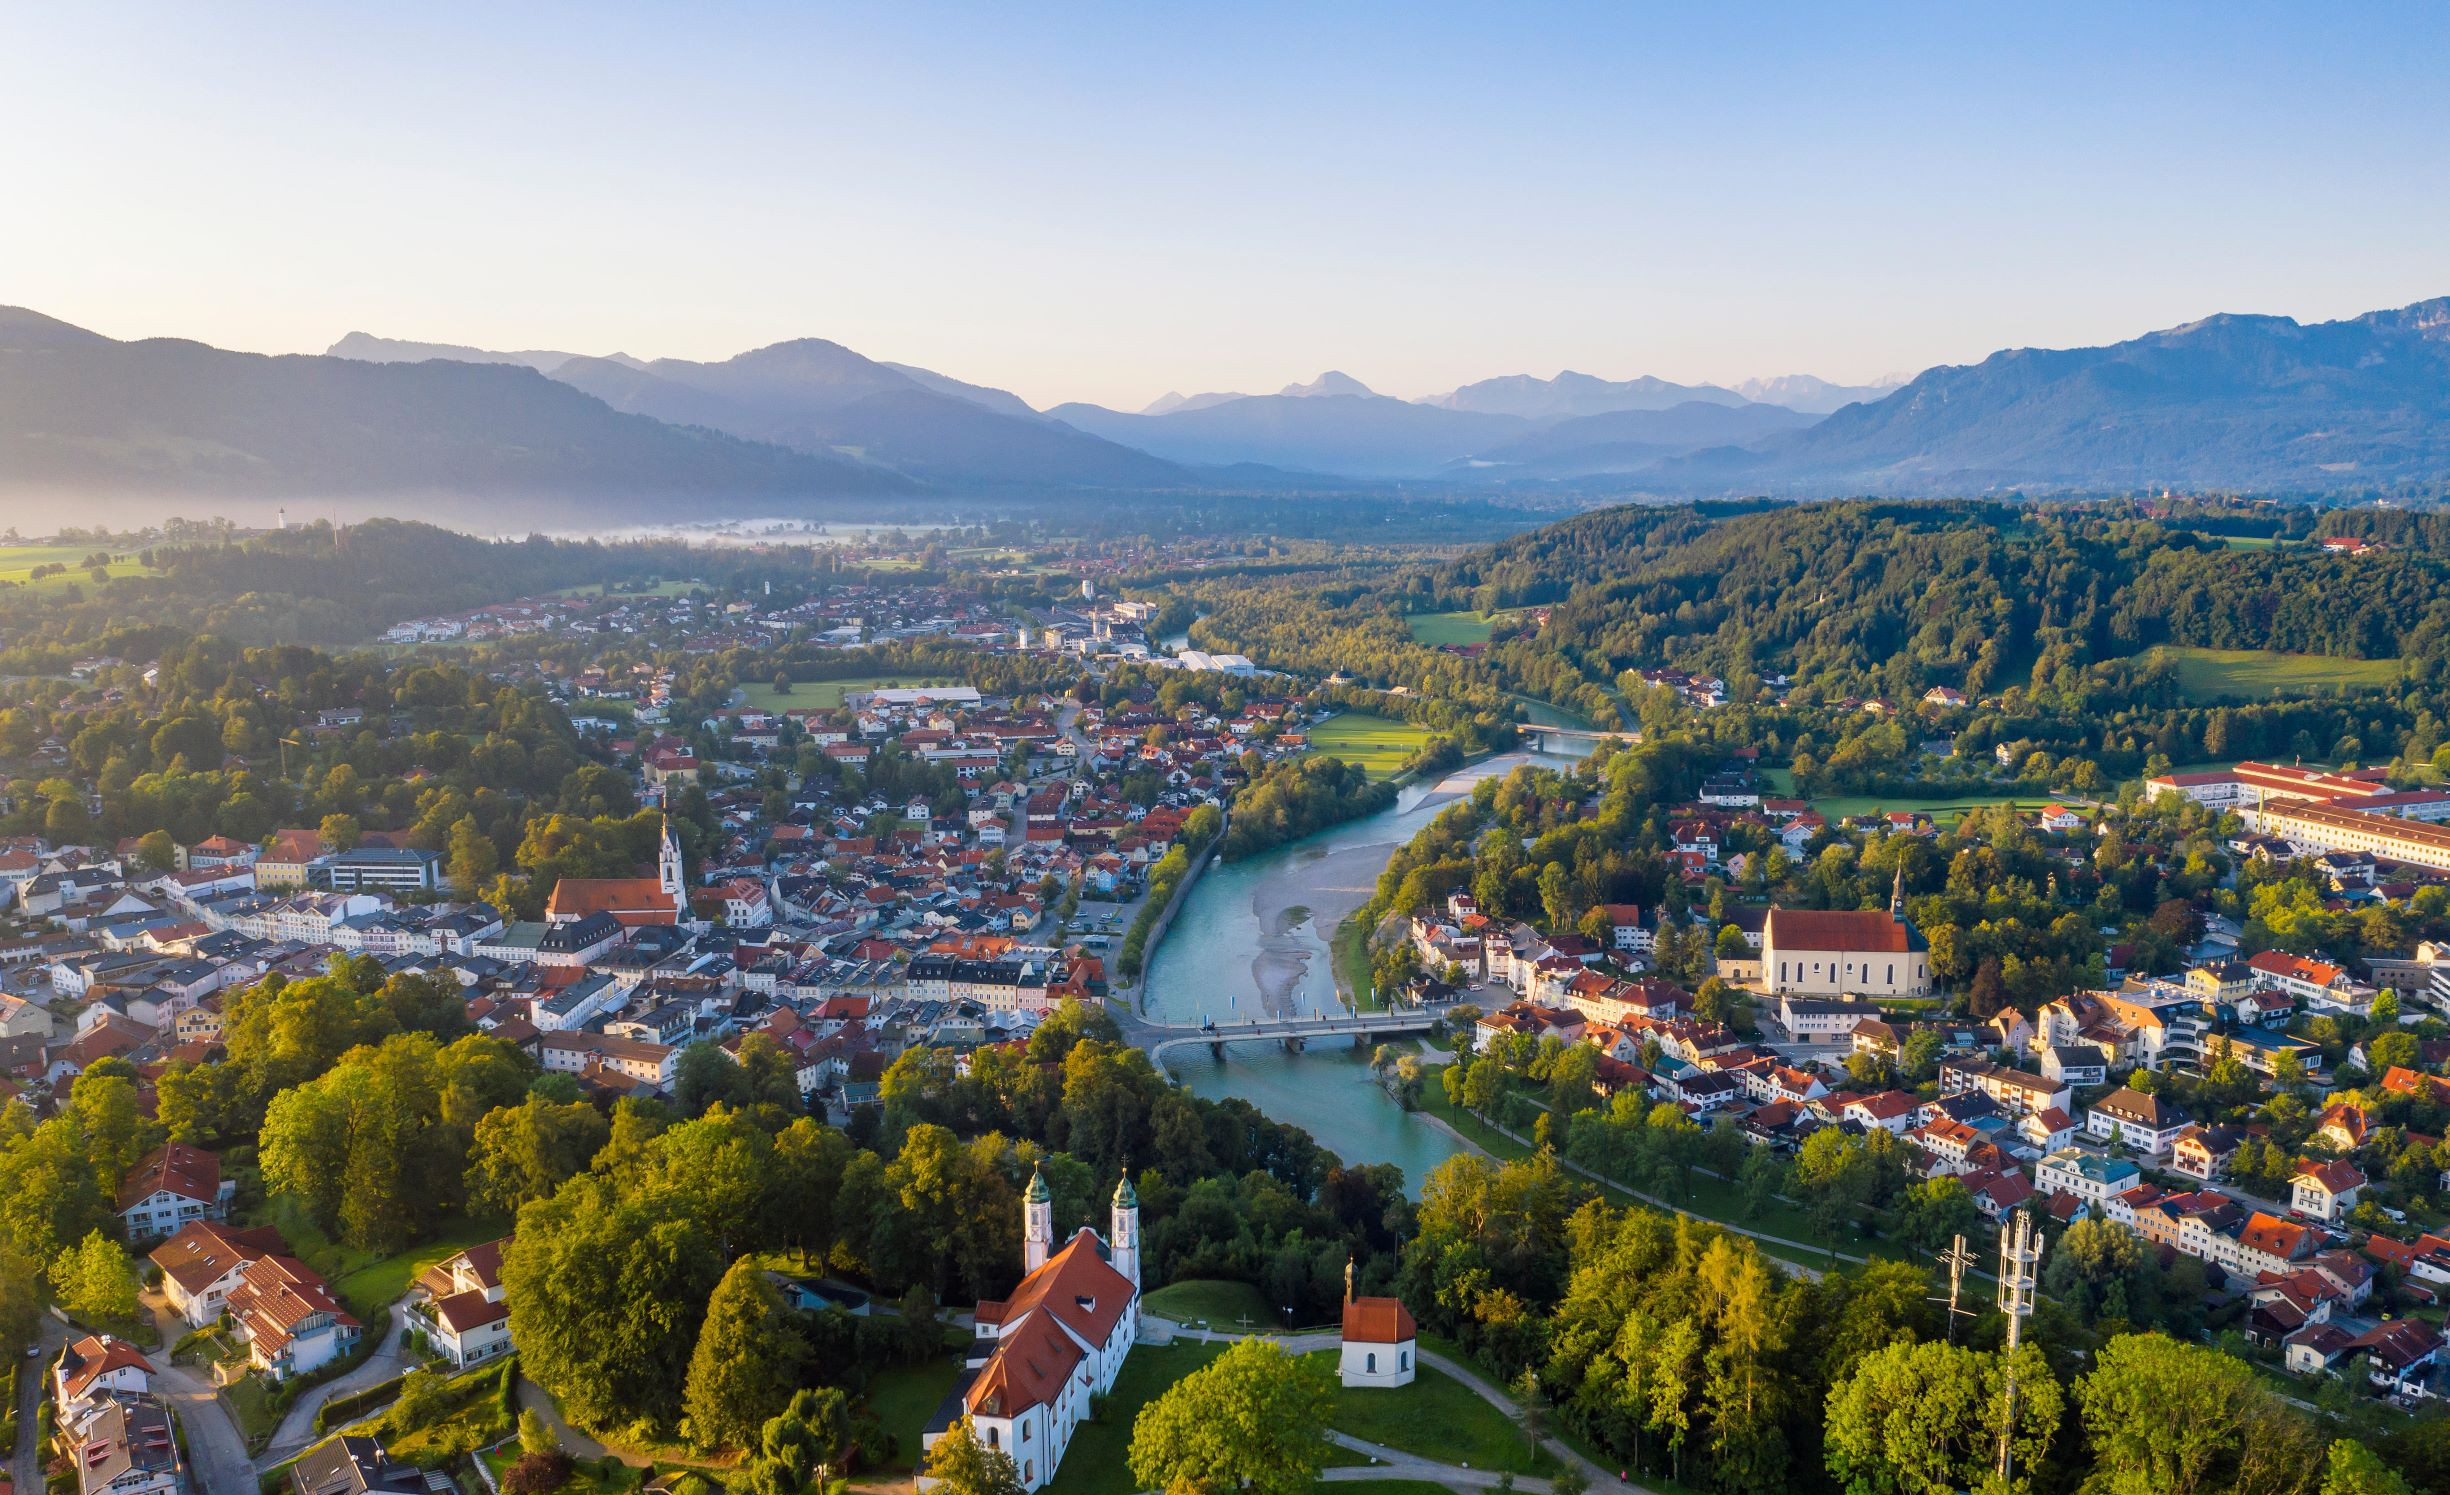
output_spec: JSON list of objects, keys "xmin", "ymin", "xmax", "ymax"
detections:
[
  {"xmin": 257, "ymin": 1303, "xmax": 413, "ymax": 1466},
  {"xmin": 153, "ymin": 1357, "xmax": 256, "ymax": 1495}
]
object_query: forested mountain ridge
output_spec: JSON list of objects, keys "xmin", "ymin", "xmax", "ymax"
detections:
[{"xmin": 1423, "ymin": 500, "xmax": 2450, "ymax": 705}]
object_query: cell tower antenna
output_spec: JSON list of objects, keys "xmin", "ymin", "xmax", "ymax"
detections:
[
  {"xmin": 1931, "ymin": 1233, "xmax": 1978, "ymax": 1344},
  {"xmin": 1996, "ymin": 1209, "xmax": 2044, "ymax": 1483}
]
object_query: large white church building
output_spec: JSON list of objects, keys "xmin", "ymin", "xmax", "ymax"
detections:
[{"xmin": 919, "ymin": 1165, "xmax": 1141, "ymax": 1492}]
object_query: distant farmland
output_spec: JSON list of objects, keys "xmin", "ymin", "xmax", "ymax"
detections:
[
  {"xmin": 2139, "ymin": 646, "xmax": 2400, "ymax": 703},
  {"xmin": 1305, "ymin": 711, "xmax": 1431, "ymax": 779}
]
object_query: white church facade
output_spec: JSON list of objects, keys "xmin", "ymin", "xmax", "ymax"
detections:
[{"xmin": 920, "ymin": 1166, "xmax": 1140, "ymax": 1492}]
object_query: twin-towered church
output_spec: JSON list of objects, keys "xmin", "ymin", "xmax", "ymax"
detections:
[{"xmin": 918, "ymin": 1164, "xmax": 1141, "ymax": 1491}]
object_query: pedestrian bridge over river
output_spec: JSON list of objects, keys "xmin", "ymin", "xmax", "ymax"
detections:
[{"xmin": 1139, "ymin": 1011, "xmax": 1437, "ymax": 1064}]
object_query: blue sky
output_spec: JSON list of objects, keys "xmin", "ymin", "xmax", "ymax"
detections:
[{"xmin": 6, "ymin": 2, "xmax": 2446, "ymax": 408}]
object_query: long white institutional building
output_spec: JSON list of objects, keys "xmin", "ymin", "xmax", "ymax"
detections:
[{"xmin": 2150, "ymin": 760, "xmax": 2450, "ymax": 869}]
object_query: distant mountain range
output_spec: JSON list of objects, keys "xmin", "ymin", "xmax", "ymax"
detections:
[
  {"xmin": 1454, "ymin": 401, "xmax": 1819, "ymax": 479},
  {"xmin": 336, "ymin": 332, "xmax": 1186, "ymax": 490},
  {"xmin": 8, "ymin": 297, "xmax": 2445, "ymax": 512},
  {"xmin": 1653, "ymin": 298, "xmax": 2450, "ymax": 494},
  {"xmin": 0, "ymin": 310, "xmax": 906, "ymax": 522}
]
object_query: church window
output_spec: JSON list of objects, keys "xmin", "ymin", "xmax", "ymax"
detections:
[{"xmin": 1366, "ymin": 1353, "xmax": 1377, "ymax": 1373}]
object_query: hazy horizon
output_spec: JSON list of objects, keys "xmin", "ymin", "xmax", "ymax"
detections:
[{"xmin": 9, "ymin": 3, "xmax": 2449, "ymax": 410}]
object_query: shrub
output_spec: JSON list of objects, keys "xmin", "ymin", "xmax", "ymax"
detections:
[
  {"xmin": 502, "ymin": 1450, "xmax": 573, "ymax": 1495},
  {"xmin": 388, "ymin": 1369, "xmax": 451, "ymax": 1435}
]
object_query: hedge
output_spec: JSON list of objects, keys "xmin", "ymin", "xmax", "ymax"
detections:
[{"xmin": 313, "ymin": 1372, "xmax": 409, "ymax": 1434}]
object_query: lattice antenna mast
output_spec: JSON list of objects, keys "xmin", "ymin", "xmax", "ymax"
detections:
[
  {"xmin": 1931, "ymin": 1233, "xmax": 1978, "ymax": 1344},
  {"xmin": 1996, "ymin": 1210, "xmax": 2044, "ymax": 1483}
]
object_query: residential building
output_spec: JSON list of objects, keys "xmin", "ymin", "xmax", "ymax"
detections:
[
  {"xmin": 409, "ymin": 1239, "xmax": 513, "ymax": 1368},
  {"xmin": 2085, "ymin": 1087, "xmax": 2192, "ymax": 1156},
  {"xmin": 289, "ymin": 1436, "xmax": 433, "ymax": 1495},
  {"xmin": 2292, "ymin": 1160, "xmax": 2368, "ymax": 1224},
  {"xmin": 1937, "ymin": 1058, "xmax": 2070, "ymax": 1118},
  {"xmin": 228, "ymin": 1254, "xmax": 362, "ymax": 1381},
  {"xmin": 52, "ymin": 1336, "xmax": 153, "ymax": 1425},
  {"xmin": 70, "ymin": 1393, "xmax": 183, "ymax": 1495},
  {"xmin": 117, "ymin": 1143, "xmax": 232, "ymax": 1241},
  {"xmin": 150, "ymin": 1220, "xmax": 285, "ymax": 1327},
  {"xmin": 2036, "ymin": 1148, "xmax": 2141, "ymax": 1209}
]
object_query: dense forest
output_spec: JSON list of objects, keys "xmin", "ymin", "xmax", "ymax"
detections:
[{"xmin": 1433, "ymin": 500, "xmax": 2450, "ymax": 700}]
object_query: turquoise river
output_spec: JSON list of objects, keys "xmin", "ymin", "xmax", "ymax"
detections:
[{"xmin": 1140, "ymin": 736, "xmax": 1592, "ymax": 1194}]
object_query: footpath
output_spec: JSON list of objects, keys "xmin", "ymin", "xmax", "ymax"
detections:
[{"xmin": 1151, "ymin": 1320, "xmax": 1658, "ymax": 1495}]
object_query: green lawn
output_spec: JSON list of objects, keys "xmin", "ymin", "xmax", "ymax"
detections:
[
  {"xmin": 552, "ymin": 579, "xmax": 703, "ymax": 599},
  {"xmin": 1405, "ymin": 610, "xmax": 1514, "ymax": 647},
  {"xmin": 250, "ymin": 1209, "xmax": 509, "ymax": 1320},
  {"xmin": 0, "ymin": 543, "xmax": 152, "ymax": 593},
  {"xmin": 2137, "ymin": 645, "xmax": 2400, "ymax": 703},
  {"xmin": 1333, "ymin": 916, "xmax": 1380, "ymax": 1012},
  {"xmin": 1306, "ymin": 712, "xmax": 1432, "ymax": 780},
  {"xmin": 866, "ymin": 1356, "xmax": 966, "ymax": 1472},
  {"xmin": 1810, "ymin": 790, "xmax": 2050, "ymax": 822},
  {"xmin": 333, "ymin": 1222, "xmax": 508, "ymax": 1320},
  {"xmin": 1309, "ymin": 1353, "xmax": 1556, "ymax": 1475},
  {"xmin": 736, "ymin": 675, "xmax": 959, "ymax": 712},
  {"xmin": 225, "ymin": 1374, "xmax": 281, "ymax": 1451},
  {"xmin": 1139, "ymin": 1279, "xmax": 1274, "ymax": 1330},
  {"xmin": 1040, "ymin": 1341, "xmax": 1225, "ymax": 1495}
]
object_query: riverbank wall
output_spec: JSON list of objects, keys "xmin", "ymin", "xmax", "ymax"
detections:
[{"xmin": 1122, "ymin": 812, "xmax": 1227, "ymax": 1015}]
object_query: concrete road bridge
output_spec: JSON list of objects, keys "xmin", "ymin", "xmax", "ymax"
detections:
[
  {"xmin": 1518, "ymin": 723, "xmax": 1640, "ymax": 750},
  {"xmin": 1137, "ymin": 1011, "xmax": 1436, "ymax": 1064}
]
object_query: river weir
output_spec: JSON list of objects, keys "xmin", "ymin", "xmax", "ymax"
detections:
[{"xmin": 1141, "ymin": 742, "xmax": 1593, "ymax": 1192}]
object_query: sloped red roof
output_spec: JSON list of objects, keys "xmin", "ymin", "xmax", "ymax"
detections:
[
  {"xmin": 1763, "ymin": 907, "xmax": 1914, "ymax": 953},
  {"xmin": 117, "ymin": 1142, "xmax": 221, "ymax": 1210},
  {"xmin": 1341, "ymin": 1296, "xmax": 1415, "ymax": 1345}
]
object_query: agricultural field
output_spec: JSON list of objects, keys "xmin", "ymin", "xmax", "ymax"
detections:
[
  {"xmin": 552, "ymin": 579, "xmax": 703, "ymax": 598},
  {"xmin": 735, "ymin": 675, "xmax": 958, "ymax": 712},
  {"xmin": 1305, "ymin": 711, "xmax": 1432, "ymax": 780},
  {"xmin": 1405, "ymin": 609, "xmax": 1514, "ymax": 646},
  {"xmin": 1809, "ymin": 790, "xmax": 2052, "ymax": 823},
  {"xmin": 0, "ymin": 543, "xmax": 151, "ymax": 592},
  {"xmin": 2138, "ymin": 645, "xmax": 2400, "ymax": 703}
]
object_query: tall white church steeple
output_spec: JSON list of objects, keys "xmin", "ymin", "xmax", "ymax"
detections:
[
  {"xmin": 658, "ymin": 815, "xmax": 684, "ymax": 900},
  {"xmin": 1110, "ymin": 1171, "xmax": 1140, "ymax": 1293},
  {"xmin": 1023, "ymin": 1162, "xmax": 1053, "ymax": 1275}
]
